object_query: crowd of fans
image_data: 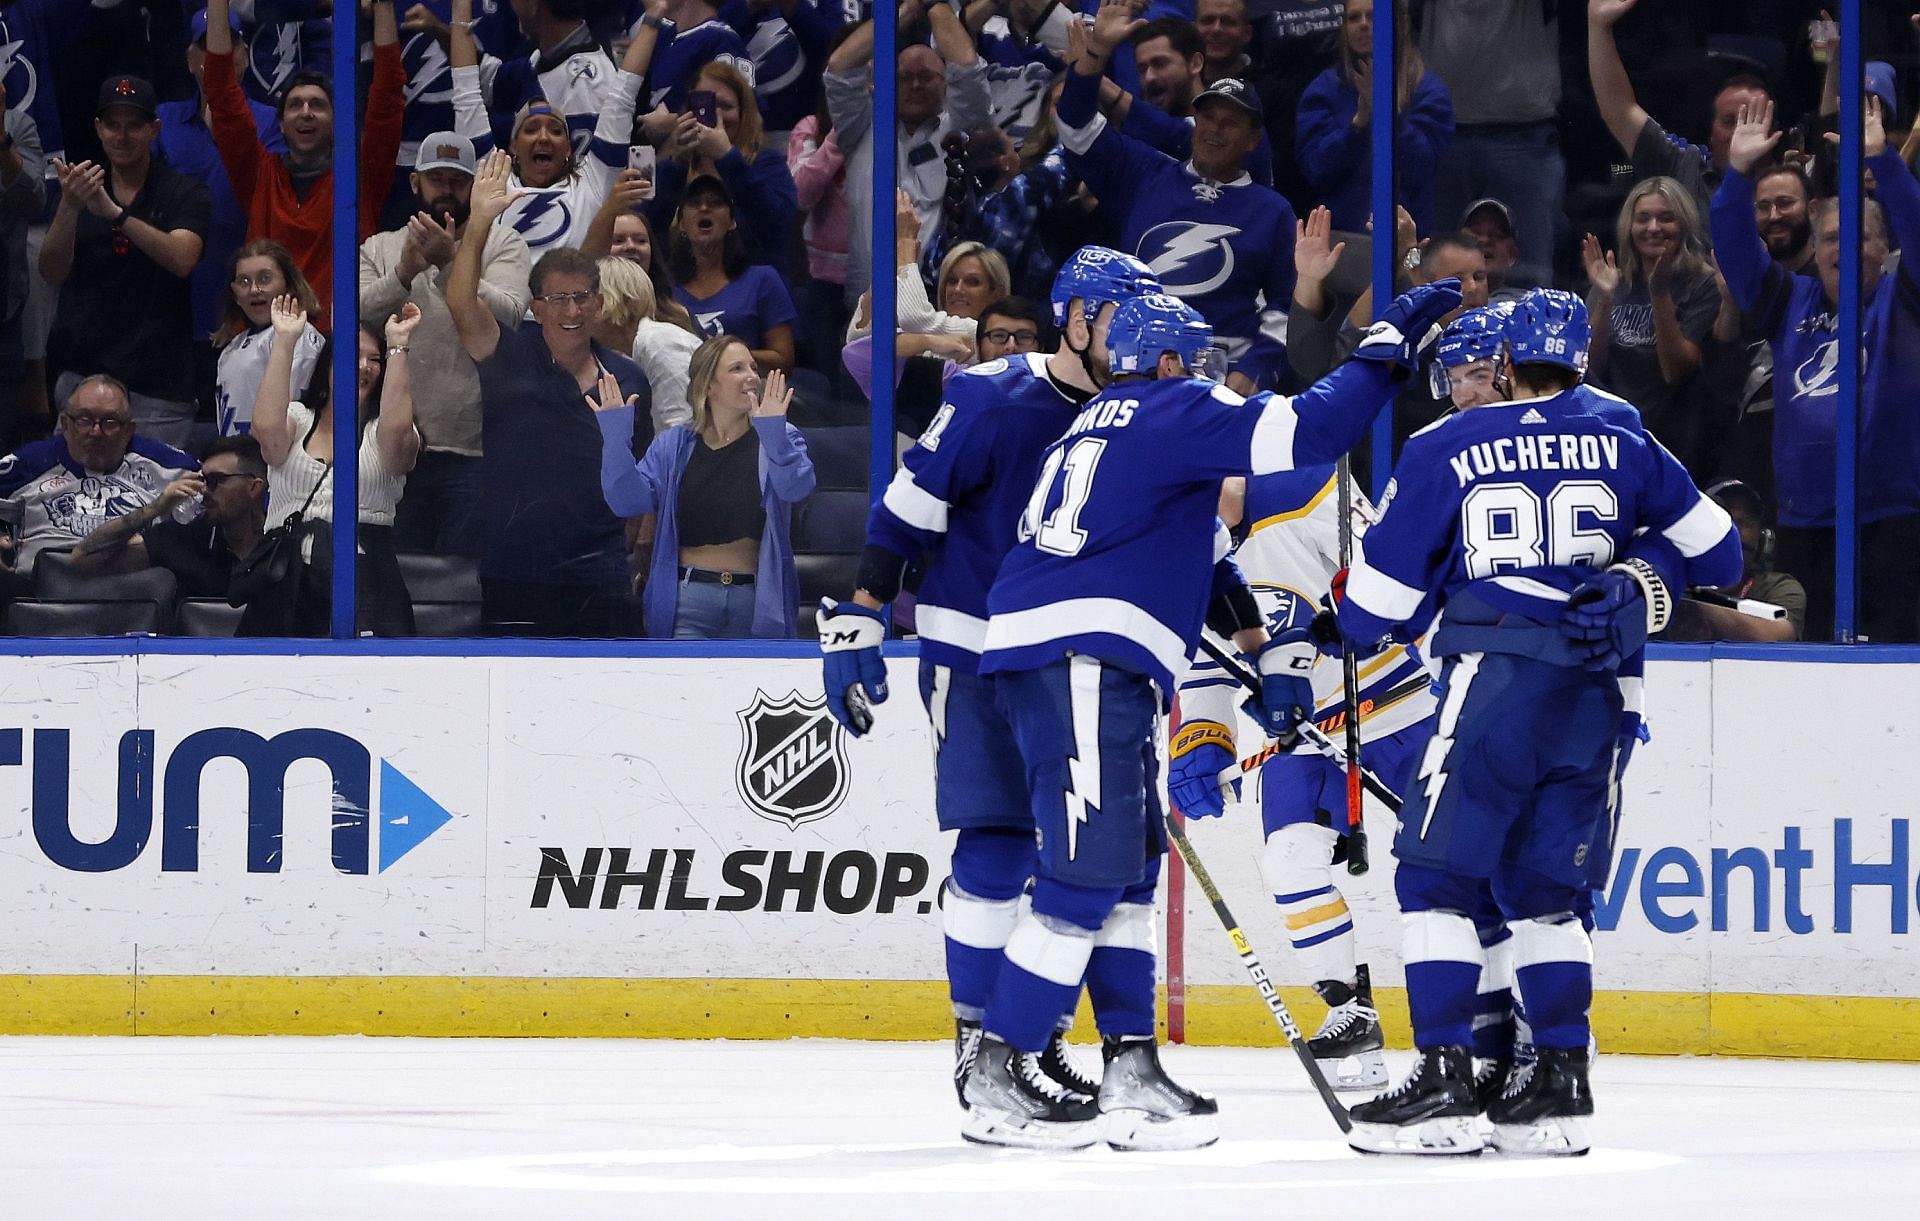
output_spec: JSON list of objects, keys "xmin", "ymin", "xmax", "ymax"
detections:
[{"xmin": 0, "ymin": 0, "xmax": 1914, "ymax": 641}]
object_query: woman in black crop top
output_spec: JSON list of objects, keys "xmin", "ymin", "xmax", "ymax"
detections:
[{"xmin": 594, "ymin": 334, "xmax": 817, "ymax": 638}]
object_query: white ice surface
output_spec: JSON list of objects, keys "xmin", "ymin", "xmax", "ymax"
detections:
[{"xmin": 3, "ymin": 1037, "xmax": 1917, "ymax": 1219}]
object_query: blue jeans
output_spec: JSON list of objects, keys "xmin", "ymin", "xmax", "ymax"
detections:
[
  {"xmin": 671, "ymin": 570, "xmax": 758, "ymax": 638},
  {"xmin": 1432, "ymin": 121, "xmax": 1566, "ymax": 290}
]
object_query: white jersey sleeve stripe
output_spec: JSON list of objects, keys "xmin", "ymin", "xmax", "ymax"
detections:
[
  {"xmin": 1057, "ymin": 107, "xmax": 1106, "ymax": 155},
  {"xmin": 1344, "ymin": 561, "xmax": 1427, "ymax": 623},
  {"xmin": 1663, "ymin": 493, "xmax": 1737, "ymax": 557},
  {"xmin": 1249, "ymin": 397, "xmax": 1301, "ymax": 474},
  {"xmin": 982, "ymin": 597, "xmax": 1190, "ymax": 692},
  {"xmin": 915, "ymin": 604, "xmax": 988, "ymax": 655},
  {"xmin": 881, "ymin": 467, "xmax": 950, "ymax": 534}
]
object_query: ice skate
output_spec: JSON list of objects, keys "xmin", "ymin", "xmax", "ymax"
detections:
[
  {"xmin": 1488, "ymin": 1045, "xmax": 1594, "ymax": 1156},
  {"xmin": 1308, "ymin": 965, "xmax": 1387, "ymax": 1090},
  {"xmin": 1037, "ymin": 1028, "xmax": 1100, "ymax": 1103},
  {"xmin": 1473, "ymin": 1057, "xmax": 1514, "ymax": 1113},
  {"xmin": 1097, "ymin": 1034, "xmax": 1220, "ymax": 1151},
  {"xmin": 953, "ymin": 1018, "xmax": 983, "ymax": 1109},
  {"xmin": 961, "ymin": 1034, "xmax": 1101, "ymax": 1150},
  {"xmin": 1347, "ymin": 1045, "xmax": 1482, "ymax": 1156}
]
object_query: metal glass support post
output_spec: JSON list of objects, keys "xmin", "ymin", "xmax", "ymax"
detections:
[
  {"xmin": 1834, "ymin": 0, "xmax": 1861, "ymax": 641},
  {"xmin": 330, "ymin": 1, "xmax": 362, "ymax": 640},
  {"xmin": 1368, "ymin": 0, "xmax": 1396, "ymax": 499},
  {"xmin": 869, "ymin": 8, "xmax": 899, "ymax": 502}
]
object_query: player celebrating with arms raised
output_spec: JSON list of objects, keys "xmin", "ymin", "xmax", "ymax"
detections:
[
  {"xmin": 1334, "ymin": 290, "xmax": 1741, "ymax": 1157},
  {"xmin": 966, "ymin": 279, "xmax": 1461, "ymax": 1150}
]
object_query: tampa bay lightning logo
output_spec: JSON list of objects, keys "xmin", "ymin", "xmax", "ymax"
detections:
[
  {"xmin": 403, "ymin": 33, "xmax": 453, "ymax": 107},
  {"xmin": 247, "ymin": 21, "xmax": 305, "ymax": 97},
  {"xmin": 508, "ymin": 192, "xmax": 574, "ymax": 248},
  {"xmin": 694, "ymin": 310, "xmax": 727, "ymax": 336},
  {"xmin": 0, "ymin": 22, "xmax": 37, "ymax": 119},
  {"xmin": 1138, "ymin": 222, "xmax": 1239, "ymax": 297},
  {"xmin": 748, "ymin": 19, "xmax": 803, "ymax": 95},
  {"xmin": 1793, "ymin": 337, "xmax": 1840, "ymax": 399}
]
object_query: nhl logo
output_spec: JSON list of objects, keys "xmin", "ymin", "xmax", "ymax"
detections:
[{"xmin": 734, "ymin": 690, "xmax": 850, "ymax": 829}]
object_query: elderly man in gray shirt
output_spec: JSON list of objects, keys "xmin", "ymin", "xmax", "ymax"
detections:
[
  {"xmin": 822, "ymin": 0, "xmax": 990, "ymax": 305},
  {"xmin": 1419, "ymin": 0, "xmax": 1562, "ymax": 292},
  {"xmin": 360, "ymin": 132, "xmax": 530, "ymax": 559}
]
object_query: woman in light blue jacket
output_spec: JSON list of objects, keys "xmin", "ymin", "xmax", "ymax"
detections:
[{"xmin": 592, "ymin": 334, "xmax": 814, "ymax": 638}]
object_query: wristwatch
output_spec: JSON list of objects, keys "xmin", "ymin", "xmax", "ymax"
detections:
[{"xmin": 639, "ymin": 12, "xmax": 673, "ymax": 33}]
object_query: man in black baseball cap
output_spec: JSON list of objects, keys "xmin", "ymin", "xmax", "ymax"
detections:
[
  {"xmin": 1189, "ymin": 78, "xmax": 1265, "ymax": 185},
  {"xmin": 39, "ymin": 74, "xmax": 211, "ymax": 447}
]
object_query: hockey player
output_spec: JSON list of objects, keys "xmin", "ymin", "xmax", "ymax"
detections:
[
  {"xmin": 816, "ymin": 247, "xmax": 1162, "ymax": 1119},
  {"xmin": 966, "ymin": 281, "xmax": 1463, "ymax": 1150},
  {"xmin": 1176, "ymin": 465, "xmax": 1432, "ymax": 1091},
  {"xmin": 1334, "ymin": 289, "xmax": 1741, "ymax": 1157}
]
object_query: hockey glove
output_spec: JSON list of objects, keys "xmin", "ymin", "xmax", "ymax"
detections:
[
  {"xmin": 817, "ymin": 597, "xmax": 890, "ymax": 735},
  {"xmin": 1169, "ymin": 720, "xmax": 1238, "ymax": 819},
  {"xmin": 1243, "ymin": 628, "xmax": 1316, "ymax": 740},
  {"xmin": 1351, "ymin": 278, "xmax": 1465, "ymax": 372},
  {"xmin": 1561, "ymin": 559, "xmax": 1673, "ymax": 671}
]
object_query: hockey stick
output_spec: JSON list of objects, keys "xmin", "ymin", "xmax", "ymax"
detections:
[
  {"xmin": 1686, "ymin": 588, "xmax": 1788, "ymax": 620},
  {"xmin": 1333, "ymin": 458, "xmax": 1369, "ymax": 875},
  {"xmin": 1163, "ymin": 810, "xmax": 1354, "ymax": 1133},
  {"xmin": 1220, "ymin": 674, "xmax": 1425, "ymax": 802},
  {"xmin": 1197, "ymin": 636, "xmax": 1406, "ymax": 813}
]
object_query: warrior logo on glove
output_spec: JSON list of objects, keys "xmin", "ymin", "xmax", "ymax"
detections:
[{"xmin": 735, "ymin": 691, "xmax": 851, "ymax": 828}]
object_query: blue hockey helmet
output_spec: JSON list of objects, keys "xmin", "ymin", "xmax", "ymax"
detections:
[
  {"xmin": 1107, "ymin": 292, "xmax": 1216, "ymax": 376},
  {"xmin": 1050, "ymin": 246, "xmax": 1161, "ymax": 328},
  {"xmin": 1505, "ymin": 288, "xmax": 1590, "ymax": 375},
  {"xmin": 1436, "ymin": 305, "xmax": 1512, "ymax": 369}
]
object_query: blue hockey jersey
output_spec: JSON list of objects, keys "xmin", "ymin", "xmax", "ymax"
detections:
[
  {"xmin": 645, "ymin": 18, "xmax": 757, "ymax": 112},
  {"xmin": 1055, "ymin": 68, "xmax": 1296, "ymax": 367},
  {"xmin": 981, "ymin": 362, "xmax": 1402, "ymax": 698},
  {"xmin": 1340, "ymin": 386, "xmax": 1742, "ymax": 657},
  {"xmin": 866, "ymin": 353, "xmax": 1087, "ymax": 673}
]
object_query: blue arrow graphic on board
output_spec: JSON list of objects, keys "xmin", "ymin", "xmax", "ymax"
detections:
[{"xmin": 378, "ymin": 759, "xmax": 454, "ymax": 872}]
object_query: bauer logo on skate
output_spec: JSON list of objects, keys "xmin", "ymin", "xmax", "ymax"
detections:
[
  {"xmin": 734, "ymin": 691, "xmax": 850, "ymax": 829},
  {"xmin": 7, "ymin": 726, "xmax": 456, "ymax": 876}
]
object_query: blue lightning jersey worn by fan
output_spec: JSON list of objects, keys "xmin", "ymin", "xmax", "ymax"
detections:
[
  {"xmin": 980, "ymin": 361, "xmax": 1405, "ymax": 699},
  {"xmin": 866, "ymin": 353, "xmax": 1087, "ymax": 672}
]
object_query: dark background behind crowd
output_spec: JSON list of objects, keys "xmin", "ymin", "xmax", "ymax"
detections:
[{"xmin": 0, "ymin": 0, "xmax": 1914, "ymax": 642}]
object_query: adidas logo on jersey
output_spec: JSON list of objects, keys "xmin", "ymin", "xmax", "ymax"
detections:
[{"xmin": 1519, "ymin": 408, "xmax": 1548, "ymax": 424}]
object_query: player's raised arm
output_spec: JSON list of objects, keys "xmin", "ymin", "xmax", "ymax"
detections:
[{"xmin": 1245, "ymin": 280, "xmax": 1463, "ymax": 474}]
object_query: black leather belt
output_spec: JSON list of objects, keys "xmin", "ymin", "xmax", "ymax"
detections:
[{"xmin": 681, "ymin": 566, "xmax": 755, "ymax": 585}]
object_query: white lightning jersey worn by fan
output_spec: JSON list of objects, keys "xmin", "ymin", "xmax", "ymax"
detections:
[{"xmin": 1179, "ymin": 464, "xmax": 1435, "ymax": 748}]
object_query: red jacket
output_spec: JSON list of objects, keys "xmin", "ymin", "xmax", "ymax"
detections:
[{"xmin": 204, "ymin": 42, "xmax": 404, "ymax": 318}]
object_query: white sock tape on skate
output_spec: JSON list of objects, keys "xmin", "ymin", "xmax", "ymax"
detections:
[
  {"xmin": 1509, "ymin": 914, "xmax": 1593, "ymax": 968},
  {"xmin": 1403, "ymin": 910, "xmax": 1483, "ymax": 966},
  {"xmin": 942, "ymin": 883, "xmax": 1022, "ymax": 949},
  {"xmin": 1091, "ymin": 902, "xmax": 1155, "ymax": 953},
  {"xmin": 1004, "ymin": 913, "xmax": 1097, "ymax": 986}
]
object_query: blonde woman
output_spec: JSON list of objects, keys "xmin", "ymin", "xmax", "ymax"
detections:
[
  {"xmin": 591, "ymin": 334, "xmax": 814, "ymax": 638},
  {"xmin": 594, "ymin": 256, "xmax": 700, "ymax": 432},
  {"xmin": 1581, "ymin": 175, "xmax": 1721, "ymax": 466}
]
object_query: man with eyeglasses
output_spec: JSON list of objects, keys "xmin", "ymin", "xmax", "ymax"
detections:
[
  {"xmin": 448, "ymin": 151, "xmax": 649, "ymax": 637},
  {"xmin": 0, "ymin": 374, "xmax": 195, "ymax": 589},
  {"xmin": 69, "ymin": 435, "xmax": 279, "ymax": 626}
]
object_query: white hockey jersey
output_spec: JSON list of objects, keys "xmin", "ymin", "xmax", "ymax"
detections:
[{"xmin": 1179, "ymin": 464, "xmax": 1435, "ymax": 756}]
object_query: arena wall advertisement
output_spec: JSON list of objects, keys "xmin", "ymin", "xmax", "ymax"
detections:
[{"xmin": 0, "ymin": 653, "xmax": 1913, "ymax": 1061}]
